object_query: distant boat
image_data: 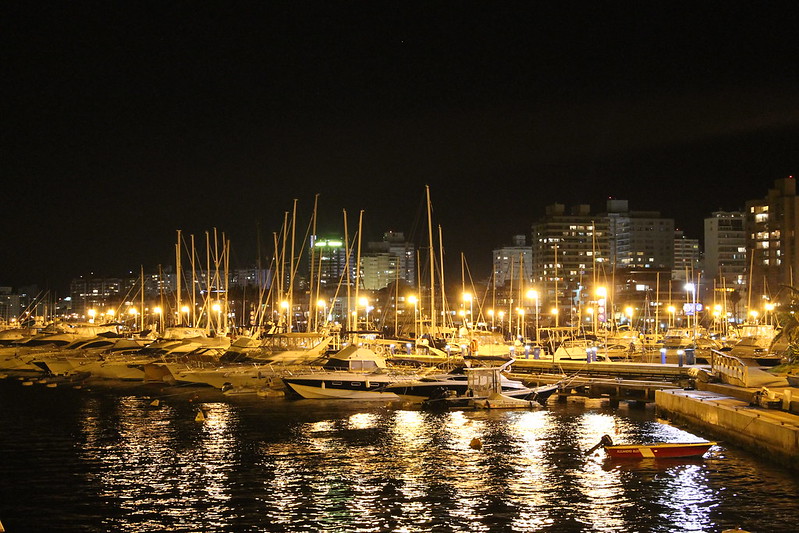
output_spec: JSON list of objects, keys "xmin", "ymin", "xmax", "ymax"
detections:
[
  {"xmin": 282, "ymin": 344, "xmax": 414, "ymax": 400},
  {"xmin": 586, "ymin": 434, "xmax": 716, "ymax": 459}
]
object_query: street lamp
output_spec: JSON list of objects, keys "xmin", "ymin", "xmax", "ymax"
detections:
[
  {"xmin": 359, "ymin": 297, "xmax": 369, "ymax": 329},
  {"xmin": 526, "ymin": 289, "xmax": 540, "ymax": 344},
  {"xmin": 280, "ymin": 301, "xmax": 289, "ymax": 331},
  {"xmin": 181, "ymin": 305, "xmax": 190, "ymax": 326},
  {"xmin": 518, "ymin": 308, "xmax": 525, "ymax": 341},
  {"xmin": 684, "ymin": 282, "xmax": 696, "ymax": 331},
  {"xmin": 625, "ymin": 306, "xmax": 634, "ymax": 326},
  {"xmin": 153, "ymin": 306, "xmax": 162, "ymax": 335},
  {"xmin": 212, "ymin": 303, "xmax": 221, "ymax": 334},
  {"xmin": 408, "ymin": 295, "xmax": 418, "ymax": 339},
  {"xmin": 317, "ymin": 299, "xmax": 327, "ymax": 327},
  {"xmin": 129, "ymin": 307, "xmax": 138, "ymax": 331},
  {"xmin": 667, "ymin": 305, "xmax": 676, "ymax": 329},
  {"xmin": 87, "ymin": 309, "xmax": 96, "ymax": 324},
  {"xmin": 765, "ymin": 302, "xmax": 775, "ymax": 326},
  {"xmin": 462, "ymin": 292, "xmax": 473, "ymax": 328}
]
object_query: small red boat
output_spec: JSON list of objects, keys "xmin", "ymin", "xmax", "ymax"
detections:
[{"xmin": 587, "ymin": 434, "xmax": 716, "ymax": 459}]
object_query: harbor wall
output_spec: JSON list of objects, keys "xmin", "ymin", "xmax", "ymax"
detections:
[{"xmin": 655, "ymin": 389, "xmax": 799, "ymax": 471}]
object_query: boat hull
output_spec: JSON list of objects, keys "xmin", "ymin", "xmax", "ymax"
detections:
[
  {"xmin": 283, "ymin": 375, "xmax": 399, "ymax": 400},
  {"xmin": 605, "ymin": 442, "xmax": 715, "ymax": 459}
]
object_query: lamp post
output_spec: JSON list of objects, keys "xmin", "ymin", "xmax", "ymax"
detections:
[
  {"xmin": 488, "ymin": 309, "xmax": 495, "ymax": 330},
  {"xmin": 667, "ymin": 305, "xmax": 676, "ymax": 329},
  {"xmin": 359, "ymin": 297, "xmax": 369, "ymax": 329},
  {"xmin": 765, "ymin": 302, "xmax": 774, "ymax": 326},
  {"xmin": 181, "ymin": 305, "xmax": 190, "ymax": 326},
  {"xmin": 462, "ymin": 292, "xmax": 473, "ymax": 329},
  {"xmin": 317, "ymin": 299, "xmax": 327, "ymax": 328},
  {"xmin": 153, "ymin": 306, "xmax": 162, "ymax": 335},
  {"xmin": 526, "ymin": 289, "xmax": 539, "ymax": 344},
  {"xmin": 280, "ymin": 301, "xmax": 290, "ymax": 331},
  {"xmin": 87, "ymin": 309, "xmax": 96, "ymax": 324},
  {"xmin": 519, "ymin": 308, "xmax": 526, "ymax": 341},
  {"xmin": 595, "ymin": 286, "xmax": 607, "ymax": 332},
  {"xmin": 685, "ymin": 282, "xmax": 696, "ymax": 334},
  {"xmin": 212, "ymin": 303, "xmax": 221, "ymax": 334},
  {"xmin": 408, "ymin": 295, "xmax": 418, "ymax": 339}
]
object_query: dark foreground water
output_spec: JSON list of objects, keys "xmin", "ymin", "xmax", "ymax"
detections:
[{"xmin": 0, "ymin": 377, "xmax": 796, "ymax": 532}]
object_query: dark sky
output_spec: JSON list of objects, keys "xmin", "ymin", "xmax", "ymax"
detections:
[{"xmin": 3, "ymin": 2, "xmax": 798, "ymax": 292}]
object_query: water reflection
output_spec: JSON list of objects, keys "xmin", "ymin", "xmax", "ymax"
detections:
[{"xmin": 1, "ymin": 381, "xmax": 798, "ymax": 532}]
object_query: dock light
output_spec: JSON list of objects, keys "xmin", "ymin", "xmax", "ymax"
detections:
[
  {"xmin": 765, "ymin": 303, "xmax": 775, "ymax": 312},
  {"xmin": 596, "ymin": 287, "xmax": 607, "ymax": 298},
  {"xmin": 87, "ymin": 309, "xmax": 96, "ymax": 323},
  {"xmin": 625, "ymin": 307, "xmax": 633, "ymax": 318}
]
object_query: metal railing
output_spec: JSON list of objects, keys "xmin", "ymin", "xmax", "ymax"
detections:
[{"xmin": 710, "ymin": 349, "xmax": 750, "ymax": 387}]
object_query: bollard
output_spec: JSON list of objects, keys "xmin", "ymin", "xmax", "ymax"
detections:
[
  {"xmin": 677, "ymin": 351, "xmax": 684, "ymax": 367},
  {"xmin": 525, "ymin": 345, "xmax": 530, "ymax": 359},
  {"xmin": 533, "ymin": 347, "xmax": 540, "ymax": 360},
  {"xmin": 660, "ymin": 349, "xmax": 666, "ymax": 364},
  {"xmin": 685, "ymin": 348, "xmax": 695, "ymax": 365}
]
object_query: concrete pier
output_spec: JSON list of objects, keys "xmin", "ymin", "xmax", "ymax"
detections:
[{"xmin": 656, "ymin": 388, "xmax": 799, "ymax": 470}]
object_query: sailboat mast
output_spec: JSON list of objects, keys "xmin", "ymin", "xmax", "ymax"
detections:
[
  {"xmin": 354, "ymin": 210, "xmax": 364, "ymax": 330},
  {"xmin": 308, "ymin": 194, "xmax": 319, "ymax": 332},
  {"xmin": 438, "ymin": 224, "xmax": 446, "ymax": 328},
  {"xmin": 190, "ymin": 234, "xmax": 196, "ymax": 327},
  {"xmin": 426, "ymin": 185, "xmax": 436, "ymax": 330},
  {"xmin": 176, "ymin": 230, "xmax": 181, "ymax": 327},
  {"xmin": 140, "ymin": 265, "xmax": 145, "ymax": 332},
  {"xmin": 289, "ymin": 199, "xmax": 297, "ymax": 332},
  {"xmin": 343, "ymin": 209, "xmax": 351, "ymax": 331}
]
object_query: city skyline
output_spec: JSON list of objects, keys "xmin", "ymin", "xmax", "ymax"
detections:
[{"xmin": 3, "ymin": 4, "xmax": 797, "ymax": 291}]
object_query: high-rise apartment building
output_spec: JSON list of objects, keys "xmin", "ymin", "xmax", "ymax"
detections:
[
  {"xmin": 745, "ymin": 176, "xmax": 799, "ymax": 300},
  {"xmin": 704, "ymin": 211, "xmax": 747, "ymax": 291},
  {"xmin": 673, "ymin": 230, "xmax": 701, "ymax": 282},
  {"xmin": 492, "ymin": 234, "xmax": 532, "ymax": 287},
  {"xmin": 605, "ymin": 199, "xmax": 674, "ymax": 269},
  {"xmin": 531, "ymin": 204, "xmax": 609, "ymax": 306},
  {"xmin": 361, "ymin": 231, "xmax": 416, "ymax": 290}
]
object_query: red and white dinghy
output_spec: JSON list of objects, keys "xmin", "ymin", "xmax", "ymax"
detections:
[{"xmin": 587, "ymin": 434, "xmax": 716, "ymax": 459}]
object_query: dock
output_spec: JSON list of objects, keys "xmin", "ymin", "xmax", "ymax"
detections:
[{"xmin": 656, "ymin": 388, "xmax": 799, "ymax": 470}]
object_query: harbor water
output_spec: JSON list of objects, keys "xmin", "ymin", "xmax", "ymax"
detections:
[{"xmin": 0, "ymin": 377, "xmax": 797, "ymax": 532}]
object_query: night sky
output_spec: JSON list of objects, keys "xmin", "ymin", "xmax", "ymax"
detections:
[{"xmin": 3, "ymin": 2, "xmax": 798, "ymax": 292}]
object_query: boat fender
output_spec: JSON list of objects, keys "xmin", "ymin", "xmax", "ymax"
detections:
[{"xmin": 469, "ymin": 339, "xmax": 479, "ymax": 353}]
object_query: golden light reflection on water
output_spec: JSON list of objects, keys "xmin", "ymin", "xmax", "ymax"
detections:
[
  {"xmin": 78, "ymin": 396, "xmax": 238, "ymax": 531},
  {"xmin": 51, "ymin": 388, "xmax": 791, "ymax": 532}
]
